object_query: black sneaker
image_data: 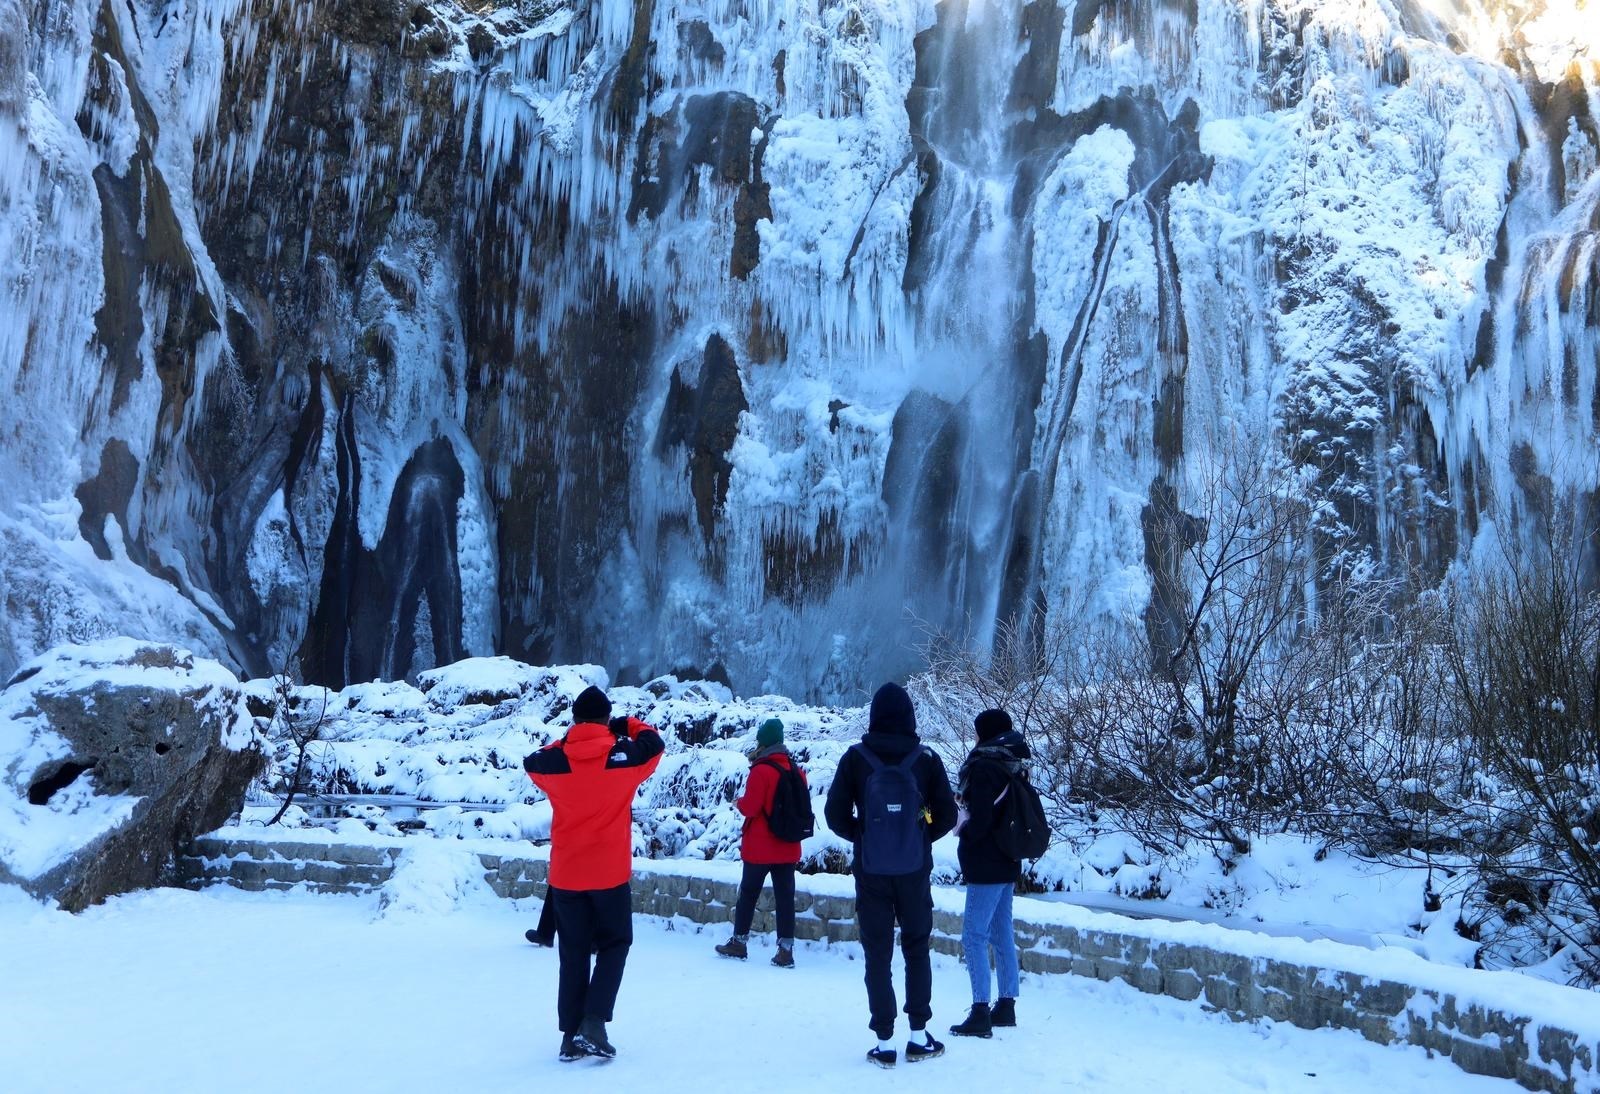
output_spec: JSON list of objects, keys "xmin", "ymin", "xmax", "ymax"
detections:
[
  {"xmin": 905, "ymin": 1033, "xmax": 944, "ymax": 1062},
  {"xmin": 951, "ymin": 1002, "xmax": 993, "ymax": 1038},
  {"xmin": 991, "ymin": 997, "xmax": 1016, "ymax": 1027},
  {"xmin": 715, "ymin": 937, "xmax": 748, "ymax": 960},
  {"xmin": 575, "ymin": 1017, "xmax": 616, "ymax": 1059},
  {"xmin": 526, "ymin": 929, "xmax": 555, "ymax": 948},
  {"xmin": 866, "ymin": 1046, "xmax": 897, "ymax": 1068},
  {"xmin": 558, "ymin": 1035, "xmax": 586, "ymax": 1062}
]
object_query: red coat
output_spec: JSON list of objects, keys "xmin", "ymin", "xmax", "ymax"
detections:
[
  {"xmin": 524, "ymin": 717, "xmax": 664, "ymax": 891},
  {"xmin": 736, "ymin": 752, "xmax": 806, "ymax": 865}
]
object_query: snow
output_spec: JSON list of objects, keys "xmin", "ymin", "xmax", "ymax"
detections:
[
  {"xmin": 0, "ymin": 880, "xmax": 1528, "ymax": 1093},
  {"xmin": 189, "ymin": 822, "xmax": 1600, "ymax": 1051},
  {"xmin": 376, "ymin": 838, "xmax": 494, "ymax": 918},
  {"xmin": 0, "ymin": 507, "xmax": 233, "ymax": 679}
]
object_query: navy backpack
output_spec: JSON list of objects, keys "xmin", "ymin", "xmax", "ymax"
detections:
[{"xmin": 855, "ymin": 744, "xmax": 927, "ymax": 875}]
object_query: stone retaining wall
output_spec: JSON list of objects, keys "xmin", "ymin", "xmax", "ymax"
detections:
[{"xmin": 179, "ymin": 837, "xmax": 1596, "ymax": 1093}]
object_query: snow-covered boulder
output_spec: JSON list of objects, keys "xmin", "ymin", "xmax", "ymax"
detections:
[{"xmin": 0, "ymin": 640, "xmax": 261, "ymax": 911}]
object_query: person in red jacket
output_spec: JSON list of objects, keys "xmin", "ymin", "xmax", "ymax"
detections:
[
  {"xmin": 715, "ymin": 718, "xmax": 806, "ymax": 968},
  {"xmin": 524, "ymin": 685, "xmax": 664, "ymax": 1062}
]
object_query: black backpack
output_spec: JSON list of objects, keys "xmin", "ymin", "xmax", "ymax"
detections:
[
  {"xmin": 992, "ymin": 769, "xmax": 1050, "ymax": 860},
  {"xmin": 760, "ymin": 759, "xmax": 815, "ymax": 843}
]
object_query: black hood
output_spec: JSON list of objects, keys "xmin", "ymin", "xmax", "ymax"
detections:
[
  {"xmin": 960, "ymin": 730, "xmax": 1031, "ymax": 791},
  {"xmin": 868, "ymin": 682, "xmax": 917, "ymax": 736},
  {"xmin": 860, "ymin": 728, "xmax": 921, "ymax": 760},
  {"xmin": 974, "ymin": 729, "xmax": 1031, "ymax": 762}
]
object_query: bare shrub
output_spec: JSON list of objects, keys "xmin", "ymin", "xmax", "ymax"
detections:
[
  {"xmin": 1443, "ymin": 542, "xmax": 1600, "ymax": 983},
  {"xmin": 261, "ymin": 663, "xmax": 331, "ymax": 825},
  {"xmin": 1133, "ymin": 448, "xmax": 1327, "ymax": 856},
  {"xmin": 914, "ymin": 453, "xmax": 1598, "ymax": 984}
]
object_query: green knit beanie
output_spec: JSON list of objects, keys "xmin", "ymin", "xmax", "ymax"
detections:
[{"xmin": 756, "ymin": 718, "xmax": 784, "ymax": 749}]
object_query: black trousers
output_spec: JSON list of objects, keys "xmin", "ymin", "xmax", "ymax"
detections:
[
  {"xmin": 551, "ymin": 883, "xmax": 633, "ymax": 1033},
  {"xmin": 855, "ymin": 871, "xmax": 934, "ymax": 1040},
  {"xmin": 535, "ymin": 888, "xmax": 556, "ymax": 939},
  {"xmin": 732, "ymin": 862, "xmax": 796, "ymax": 939}
]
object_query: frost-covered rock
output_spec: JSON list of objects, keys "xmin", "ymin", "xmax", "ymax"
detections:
[
  {"xmin": 416, "ymin": 658, "xmax": 605, "ymax": 717},
  {"xmin": 0, "ymin": 640, "xmax": 261, "ymax": 911}
]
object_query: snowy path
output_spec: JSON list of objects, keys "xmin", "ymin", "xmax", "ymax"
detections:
[{"xmin": 0, "ymin": 885, "xmax": 1517, "ymax": 1094}]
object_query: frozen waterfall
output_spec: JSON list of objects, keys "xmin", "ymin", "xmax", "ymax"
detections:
[{"xmin": 2, "ymin": 0, "xmax": 1597, "ymax": 699}]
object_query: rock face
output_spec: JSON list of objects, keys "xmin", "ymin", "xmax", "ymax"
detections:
[
  {"xmin": 2, "ymin": 0, "xmax": 1597, "ymax": 699},
  {"xmin": 0, "ymin": 641, "xmax": 262, "ymax": 912}
]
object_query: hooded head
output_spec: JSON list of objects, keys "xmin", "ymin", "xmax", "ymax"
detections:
[
  {"xmin": 572, "ymin": 685, "xmax": 612, "ymax": 724},
  {"xmin": 974, "ymin": 708, "xmax": 1014, "ymax": 742},
  {"xmin": 756, "ymin": 717, "xmax": 785, "ymax": 749},
  {"xmin": 868, "ymin": 682, "xmax": 917, "ymax": 737}
]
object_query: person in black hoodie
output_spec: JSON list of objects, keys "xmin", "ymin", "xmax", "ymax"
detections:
[
  {"xmin": 824, "ymin": 682, "xmax": 959, "ymax": 1069},
  {"xmin": 949, "ymin": 709, "xmax": 1029, "ymax": 1038}
]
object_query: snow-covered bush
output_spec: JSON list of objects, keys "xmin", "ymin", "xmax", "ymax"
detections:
[{"xmin": 250, "ymin": 661, "xmax": 864, "ymax": 871}]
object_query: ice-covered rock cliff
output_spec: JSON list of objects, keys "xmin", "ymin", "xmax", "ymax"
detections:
[{"xmin": 3, "ymin": 0, "xmax": 1596, "ymax": 697}]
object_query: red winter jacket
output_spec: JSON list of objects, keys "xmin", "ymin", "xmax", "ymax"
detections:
[
  {"xmin": 524, "ymin": 717, "xmax": 664, "ymax": 891},
  {"xmin": 736, "ymin": 752, "xmax": 807, "ymax": 865}
]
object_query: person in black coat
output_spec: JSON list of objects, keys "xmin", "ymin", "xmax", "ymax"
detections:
[
  {"xmin": 949, "ymin": 709, "xmax": 1029, "ymax": 1038},
  {"xmin": 824, "ymin": 682, "xmax": 959, "ymax": 1068}
]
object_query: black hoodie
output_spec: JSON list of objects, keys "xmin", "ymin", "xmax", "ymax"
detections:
[
  {"xmin": 956, "ymin": 729, "xmax": 1033, "ymax": 884},
  {"xmin": 823, "ymin": 683, "xmax": 959, "ymax": 874}
]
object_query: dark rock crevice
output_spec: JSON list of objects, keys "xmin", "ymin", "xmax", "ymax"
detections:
[
  {"xmin": 27, "ymin": 761, "xmax": 97, "ymax": 806},
  {"xmin": 75, "ymin": 440, "xmax": 141, "ymax": 562},
  {"xmin": 657, "ymin": 333, "xmax": 748, "ymax": 547}
]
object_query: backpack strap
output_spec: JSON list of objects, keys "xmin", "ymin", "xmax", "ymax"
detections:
[
  {"xmin": 753, "ymin": 756, "xmax": 784, "ymax": 816},
  {"xmin": 893, "ymin": 746, "xmax": 925, "ymax": 771},
  {"xmin": 853, "ymin": 742, "xmax": 884, "ymax": 770}
]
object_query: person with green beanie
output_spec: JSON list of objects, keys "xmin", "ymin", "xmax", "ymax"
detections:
[{"xmin": 715, "ymin": 717, "xmax": 812, "ymax": 967}]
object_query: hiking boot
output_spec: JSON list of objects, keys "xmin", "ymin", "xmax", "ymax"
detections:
[
  {"xmin": 714, "ymin": 936, "xmax": 748, "ymax": 960},
  {"xmin": 558, "ymin": 1034, "xmax": 586, "ymax": 1062},
  {"xmin": 866, "ymin": 1046, "xmax": 897, "ymax": 1068},
  {"xmin": 905, "ymin": 1032, "xmax": 945, "ymax": 1062},
  {"xmin": 991, "ymin": 997, "xmax": 1017, "ymax": 1027},
  {"xmin": 575, "ymin": 1017, "xmax": 616, "ymax": 1059},
  {"xmin": 950, "ymin": 1002, "xmax": 993, "ymax": 1038},
  {"xmin": 525, "ymin": 928, "xmax": 554, "ymax": 948},
  {"xmin": 771, "ymin": 943, "xmax": 795, "ymax": 969}
]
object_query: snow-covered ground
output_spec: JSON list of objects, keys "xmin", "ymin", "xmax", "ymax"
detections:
[{"xmin": 0, "ymin": 882, "xmax": 1523, "ymax": 1093}]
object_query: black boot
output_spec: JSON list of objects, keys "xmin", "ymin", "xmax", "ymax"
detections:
[
  {"xmin": 525, "ymin": 928, "xmax": 554, "ymax": 948},
  {"xmin": 950, "ymin": 1002, "xmax": 993, "ymax": 1038},
  {"xmin": 558, "ymin": 1034, "xmax": 586, "ymax": 1062},
  {"xmin": 991, "ymin": 997, "xmax": 1017, "ymax": 1027},
  {"xmin": 575, "ymin": 1016, "xmax": 616, "ymax": 1059}
]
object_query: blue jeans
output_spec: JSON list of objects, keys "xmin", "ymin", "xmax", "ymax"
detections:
[{"xmin": 961, "ymin": 882, "xmax": 1019, "ymax": 1005}]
